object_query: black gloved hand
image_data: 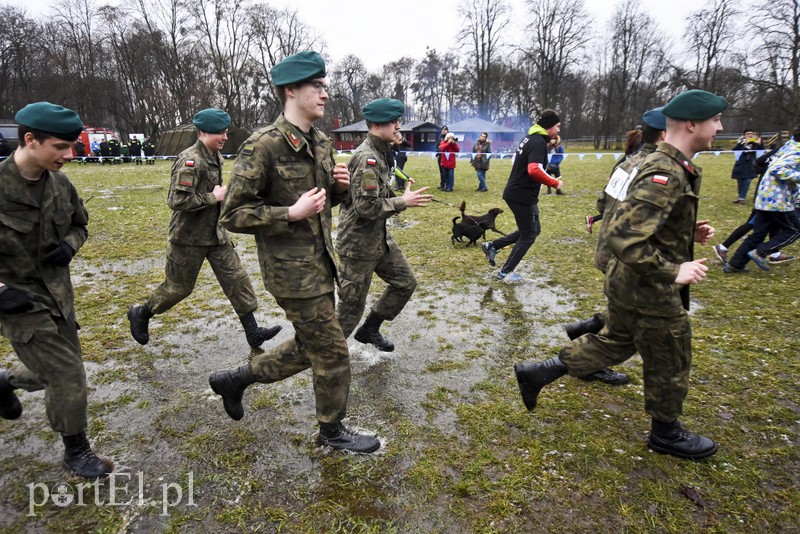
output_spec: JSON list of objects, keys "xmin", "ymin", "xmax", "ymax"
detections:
[
  {"xmin": 42, "ymin": 241, "xmax": 75, "ymax": 267},
  {"xmin": 0, "ymin": 287, "xmax": 35, "ymax": 314}
]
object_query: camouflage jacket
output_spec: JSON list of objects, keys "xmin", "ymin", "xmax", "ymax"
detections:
[
  {"xmin": 337, "ymin": 133, "xmax": 407, "ymax": 260},
  {"xmin": 167, "ymin": 139, "xmax": 227, "ymax": 246},
  {"xmin": 604, "ymin": 142, "xmax": 701, "ymax": 313},
  {"xmin": 594, "ymin": 143, "xmax": 657, "ymax": 272},
  {"xmin": 0, "ymin": 154, "xmax": 88, "ymax": 321},
  {"xmin": 220, "ymin": 114, "xmax": 349, "ymax": 298}
]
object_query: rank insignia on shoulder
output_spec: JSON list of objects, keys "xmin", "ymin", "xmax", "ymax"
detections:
[
  {"xmin": 366, "ymin": 158, "xmax": 377, "ymax": 166},
  {"xmin": 652, "ymin": 175, "xmax": 669, "ymax": 185},
  {"xmin": 288, "ymin": 132, "xmax": 301, "ymax": 148},
  {"xmin": 185, "ymin": 160, "xmax": 195, "ymax": 167}
]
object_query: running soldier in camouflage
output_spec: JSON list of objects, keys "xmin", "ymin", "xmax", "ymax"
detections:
[
  {"xmin": 514, "ymin": 89, "xmax": 726, "ymax": 460},
  {"xmin": 0, "ymin": 102, "xmax": 112, "ymax": 479},
  {"xmin": 336, "ymin": 98, "xmax": 432, "ymax": 352},
  {"xmin": 208, "ymin": 51, "xmax": 381, "ymax": 454},
  {"xmin": 563, "ymin": 107, "xmax": 667, "ymax": 360},
  {"xmin": 127, "ymin": 108, "xmax": 280, "ymax": 349}
]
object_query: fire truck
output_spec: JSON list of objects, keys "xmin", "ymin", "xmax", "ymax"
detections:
[{"xmin": 75, "ymin": 127, "xmax": 120, "ymax": 157}]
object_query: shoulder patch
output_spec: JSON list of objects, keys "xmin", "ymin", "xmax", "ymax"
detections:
[
  {"xmin": 362, "ymin": 170, "xmax": 379, "ymax": 191},
  {"xmin": 366, "ymin": 158, "xmax": 377, "ymax": 166},
  {"xmin": 178, "ymin": 170, "xmax": 195, "ymax": 187},
  {"xmin": 185, "ymin": 160, "xmax": 195, "ymax": 167},
  {"xmin": 652, "ymin": 175, "xmax": 669, "ymax": 185}
]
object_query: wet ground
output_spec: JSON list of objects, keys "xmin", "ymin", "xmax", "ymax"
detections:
[{"xmin": 0, "ymin": 248, "xmax": 596, "ymax": 532}]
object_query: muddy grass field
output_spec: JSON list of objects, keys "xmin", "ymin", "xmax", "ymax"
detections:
[{"xmin": 1, "ymin": 153, "xmax": 798, "ymax": 533}]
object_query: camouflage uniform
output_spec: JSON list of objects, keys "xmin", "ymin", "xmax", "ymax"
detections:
[
  {"xmin": 219, "ymin": 114, "xmax": 351, "ymax": 424},
  {"xmin": 594, "ymin": 143, "xmax": 657, "ymax": 273},
  {"xmin": 0, "ymin": 155, "xmax": 90, "ymax": 435},
  {"xmin": 559, "ymin": 142, "xmax": 701, "ymax": 422},
  {"xmin": 336, "ymin": 133, "xmax": 416, "ymax": 338},
  {"xmin": 145, "ymin": 139, "xmax": 258, "ymax": 317}
]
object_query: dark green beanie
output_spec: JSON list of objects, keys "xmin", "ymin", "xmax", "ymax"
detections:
[
  {"xmin": 363, "ymin": 99, "xmax": 404, "ymax": 123},
  {"xmin": 662, "ymin": 90, "xmax": 728, "ymax": 121},
  {"xmin": 15, "ymin": 102, "xmax": 84, "ymax": 141},
  {"xmin": 271, "ymin": 51, "xmax": 326, "ymax": 86},
  {"xmin": 192, "ymin": 108, "xmax": 231, "ymax": 133}
]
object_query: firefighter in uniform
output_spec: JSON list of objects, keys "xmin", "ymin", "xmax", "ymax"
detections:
[
  {"xmin": 0, "ymin": 102, "xmax": 112, "ymax": 478},
  {"xmin": 143, "ymin": 138, "xmax": 156, "ymax": 164},
  {"xmin": 513, "ymin": 89, "xmax": 726, "ymax": 460},
  {"xmin": 207, "ymin": 51, "xmax": 381, "ymax": 453},
  {"xmin": 127, "ymin": 108, "xmax": 281, "ymax": 349},
  {"xmin": 128, "ymin": 137, "xmax": 142, "ymax": 165},
  {"xmin": 336, "ymin": 98, "xmax": 432, "ymax": 352}
]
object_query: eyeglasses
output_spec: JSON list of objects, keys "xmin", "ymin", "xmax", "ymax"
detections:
[{"xmin": 303, "ymin": 81, "xmax": 329, "ymax": 94}]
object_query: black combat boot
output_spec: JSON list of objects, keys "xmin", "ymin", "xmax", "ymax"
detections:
[
  {"xmin": 354, "ymin": 312, "xmax": 394, "ymax": 352},
  {"xmin": 209, "ymin": 364, "xmax": 255, "ymax": 421},
  {"xmin": 578, "ymin": 367, "xmax": 630, "ymax": 385},
  {"xmin": 564, "ymin": 313, "xmax": 605, "ymax": 340},
  {"xmin": 127, "ymin": 304, "xmax": 153, "ymax": 345},
  {"xmin": 240, "ymin": 312, "xmax": 282, "ymax": 349},
  {"xmin": 0, "ymin": 371, "xmax": 22, "ymax": 420},
  {"xmin": 318, "ymin": 422, "xmax": 380, "ymax": 453},
  {"xmin": 62, "ymin": 432, "xmax": 114, "ymax": 479},
  {"xmin": 514, "ymin": 357, "xmax": 567, "ymax": 411},
  {"xmin": 647, "ymin": 419, "xmax": 717, "ymax": 460}
]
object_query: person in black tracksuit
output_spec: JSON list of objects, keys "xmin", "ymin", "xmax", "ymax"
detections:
[{"xmin": 481, "ymin": 110, "xmax": 562, "ymax": 281}]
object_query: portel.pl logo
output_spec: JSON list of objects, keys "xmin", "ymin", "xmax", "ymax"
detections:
[{"xmin": 28, "ymin": 471, "xmax": 195, "ymax": 517}]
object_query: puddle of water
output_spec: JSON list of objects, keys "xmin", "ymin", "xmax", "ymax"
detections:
[{"xmin": 0, "ymin": 270, "xmax": 584, "ymax": 531}]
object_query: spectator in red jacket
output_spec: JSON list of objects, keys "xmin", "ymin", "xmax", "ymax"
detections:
[{"xmin": 439, "ymin": 132, "xmax": 460, "ymax": 192}]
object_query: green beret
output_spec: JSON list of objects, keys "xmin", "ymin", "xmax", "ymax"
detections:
[
  {"xmin": 642, "ymin": 107, "xmax": 666, "ymax": 130},
  {"xmin": 15, "ymin": 102, "xmax": 83, "ymax": 140},
  {"xmin": 192, "ymin": 108, "xmax": 231, "ymax": 133},
  {"xmin": 662, "ymin": 89, "xmax": 728, "ymax": 121},
  {"xmin": 271, "ymin": 51, "xmax": 326, "ymax": 86},
  {"xmin": 363, "ymin": 98, "xmax": 404, "ymax": 123}
]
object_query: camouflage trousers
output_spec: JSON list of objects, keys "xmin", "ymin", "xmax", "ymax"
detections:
[
  {"xmin": 336, "ymin": 242, "xmax": 417, "ymax": 338},
  {"xmin": 249, "ymin": 292, "xmax": 350, "ymax": 424},
  {"xmin": 1, "ymin": 311, "xmax": 88, "ymax": 435},
  {"xmin": 558, "ymin": 301, "xmax": 692, "ymax": 423},
  {"xmin": 147, "ymin": 242, "xmax": 258, "ymax": 317}
]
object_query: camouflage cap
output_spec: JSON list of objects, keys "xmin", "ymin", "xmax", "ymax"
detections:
[
  {"xmin": 363, "ymin": 99, "xmax": 404, "ymax": 123},
  {"xmin": 642, "ymin": 107, "xmax": 667, "ymax": 130},
  {"xmin": 662, "ymin": 90, "xmax": 727, "ymax": 121},
  {"xmin": 192, "ymin": 108, "xmax": 231, "ymax": 133},
  {"xmin": 15, "ymin": 102, "xmax": 84, "ymax": 140},
  {"xmin": 271, "ymin": 51, "xmax": 326, "ymax": 86}
]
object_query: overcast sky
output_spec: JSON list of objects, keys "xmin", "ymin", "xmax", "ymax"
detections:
[{"xmin": 3, "ymin": 0, "xmax": 699, "ymax": 70}]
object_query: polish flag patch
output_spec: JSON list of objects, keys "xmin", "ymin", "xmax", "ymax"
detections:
[
  {"xmin": 366, "ymin": 158, "xmax": 377, "ymax": 166},
  {"xmin": 185, "ymin": 160, "xmax": 195, "ymax": 167},
  {"xmin": 652, "ymin": 175, "xmax": 669, "ymax": 185}
]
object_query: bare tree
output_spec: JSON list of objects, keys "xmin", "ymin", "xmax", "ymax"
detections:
[
  {"xmin": 0, "ymin": 7, "xmax": 42, "ymax": 117},
  {"xmin": 380, "ymin": 57, "xmax": 416, "ymax": 114},
  {"xmin": 520, "ymin": 0, "xmax": 593, "ymax": 110},
  {"xmin": 329, "ymin": 55, "xmax": 371, "ymax": 125},
  {"xmin": 597, "ymin": 0, "xmax": 668, "ymax": 146},
  {"xmin": 247, "ymin": 5, "xmax": 324, "ymax": 123},
  {"xmin": 681, "ymin": 0, "xmax": 739, "ymax": 92},
  {"xmin": 188, "ymin": 0, "xmax": 256, "ymax": 126},
  {"xmin": 412, "ymin": 48, "xmax": 461, "ymax": 124},
  {"xmin": 131, "ymin": 0, "xmax": 209, "ymax": 130},
  {"xmin": 749, "ymin": 0, "xmax": 800, "ymax": 124},
  {"xmin": 457, "ymin": 0, "xmax": 511, "ymax": 120}
]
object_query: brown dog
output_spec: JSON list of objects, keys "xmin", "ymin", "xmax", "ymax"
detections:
[{"xmin": 458, "ymin": 201, "xmax": 505, "ymax": 239}]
